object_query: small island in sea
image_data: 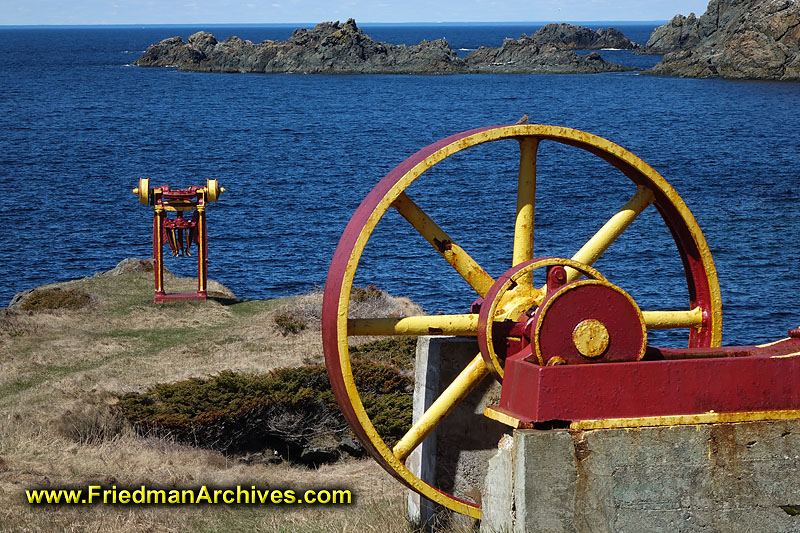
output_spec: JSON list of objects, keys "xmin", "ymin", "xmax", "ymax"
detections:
[{"xmin": 135, "ymin": 19, "xmax": 636, "ymax": 74}]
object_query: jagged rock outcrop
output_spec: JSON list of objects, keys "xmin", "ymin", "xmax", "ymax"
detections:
[
  {"xmin": 137, "ymin": 19, "xmax": 466, "ymax": 74},
  {"xmin": 135, "ymin": 18, "xmax": 629, "ymax": 75},
  {"xmin": 645, "ymin": 0, "xmax": 800, "ymax": 80},
  {"xmin": 637, "ymin": 13, "xmax": 705, "ymax": 53},
  {"xmin": 465, "ymin": 39, "xmax": 630, "ymax": 73},
  {"xmin": 529, "ymin": 23, "xmax": 639, "ymax": 50}
]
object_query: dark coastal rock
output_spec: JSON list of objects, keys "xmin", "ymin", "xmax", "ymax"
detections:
[
  {"xmin": 136, "ymin": 35, "xmax": 206, "ymax": 67},
  {"xmin": 464, "ymin": 38, "xmax": 631, "ymax": 74},
  {"xmin": 136, "ymin": 18, "xmax": 466, "ymax": 74},
  {"xmin": 135, "ymin": 18, "xmax": 629, "ymax": 75},
  {"xmin": 645, "ymin": 0, "xmax": 800, "ymax": 80},
  {"xmin": 636, "ymin": 13, "xmax": 705, "ymax": 54},
  {"xmin": 529, "ymin": 23, "xmax": 640, "ymax": 50}
]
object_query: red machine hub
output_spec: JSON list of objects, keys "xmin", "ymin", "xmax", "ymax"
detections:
[
  {"xmin": 531, "ymin": 279, "xmax": 646, "ymax": 366},
  {"xmin": 477, "ymin": 257, "xmax": 640, "ymax": 380}
]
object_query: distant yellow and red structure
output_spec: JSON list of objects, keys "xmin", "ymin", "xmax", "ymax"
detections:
[{"xmin": 133, "ymin": 178, "xmax": 224, "ymax": 303}]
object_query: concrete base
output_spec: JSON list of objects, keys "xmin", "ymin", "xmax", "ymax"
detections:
[
  {"xmin": 407, "ymin": 336, "xmax": 509, "ymax": 529},
  {"xmin": 482, "ymin": 420, "xmax": 800, "ymax": 533}
]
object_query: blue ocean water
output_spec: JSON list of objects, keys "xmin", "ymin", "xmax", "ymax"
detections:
[{"xmin": 1, "ymin": 23, "xmax": 799, "ymax": 347}]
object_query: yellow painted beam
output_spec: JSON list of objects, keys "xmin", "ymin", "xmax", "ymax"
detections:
[
  {"xmin": 484, "ymin": 406, "xmax": 524, "ymax": 428},
  {"xmin": 513, "ymin": 138, "xmax": 539, "ymax": 268},
  {"xmin": 392, "ymin": 354, "xmax": 489, "ymax": 463},
  {"xmin": 642, "ymin": 307, "xmax": 703, "ymax": 329},
  {"xmin": 392, "ymin": 192, "xmax": 495, "ymax": 297},
  {"xmin": 572, "ymin": 409, "xmax": 800, "ymax": 431},
  {"xmin": 567, "ymin": 185, "xmax": 655, "ymax": 283},
  {"xmin": 348, "ymin": 314, "xmax": 479, "ymax": 336}
]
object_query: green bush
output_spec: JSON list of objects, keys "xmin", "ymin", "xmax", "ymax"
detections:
[
  {"xmin": 273, "ymin": 310, "xmax": 307, "ymax": 335},
  {"xmin": 117, "ymin": 351, "xmax": 414, "ymax": 461},
  {"xmin": 350, "ymin": 336, "xmax": 416, "ymax": 370},
  {"xmin": 21, "ymin": 287, "xmax": 90, "ymax": 311}
]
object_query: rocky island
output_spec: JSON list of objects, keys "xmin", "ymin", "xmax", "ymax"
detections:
[
  {"xmin": 643, "ymin": 0, "xmax": 799, "ymax": 80},
  {"xmin": 464, "ymin": 23, "xmax": 638, "ymax": 73},
  {"xmin": 135, "ymin": 18, "xmax": 632, "ymax": 74},
  {"xmin": 525, "ymin": 23, "xmax": 639, "ymax": 50}
]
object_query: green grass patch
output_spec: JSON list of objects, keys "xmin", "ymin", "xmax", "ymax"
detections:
[
  {"xmin": 0, "ymin": 359, "xmax": 112, "ymax": 401},
  {"xmin": 100, "ymin": 326, "xmax": 205, "ymax": 356},
  {"xmin": 105, "ymin": 326, "xmax": 198, "ymax": 341},
  {"xmin": 227, "ymin": 298, "xmax": 285, "ymax": 318}
]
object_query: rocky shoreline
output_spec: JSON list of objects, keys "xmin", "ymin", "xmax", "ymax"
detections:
[
  {"xmin": 135, "ymin": 19, "xmax": 634, "ymax": 74},
  {"xmin": 642, "ymin": 0, "xmax": 799, "ymax": 80},
  {"xmin": 135, "ymin": 2, "xmax": 800, "ymax": 81}
]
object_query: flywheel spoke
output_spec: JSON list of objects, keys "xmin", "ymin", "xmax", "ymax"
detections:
[
  {"xmin": 512, "ymin": 138, "xmax": 539, "ymax": 270},
  {"xmin": 392, "ymin": 192, "xmax": 495, "ymax": 297},
  {"xmin": 566, "ymin": 185, "xmax": 655, "ymax": 283},
  {"xmin": 348, "ymin": 314, "xmax": 479, "ymax": 336},
  {"xmin": 643, "ymin": 307, "xmax": 703, "ymax": 329},
  {"xmin": 392, "ymin": 353, "xmax": 489, "ymax": 463}
]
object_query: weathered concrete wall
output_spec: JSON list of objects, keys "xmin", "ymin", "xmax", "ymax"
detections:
[
  {"xmin": 408, "ymin": 336, "xmax": 509, "ymax": 529},
  {"xmin": 482, "ymin": 420, "xmax": 800, "ymax": 532}
]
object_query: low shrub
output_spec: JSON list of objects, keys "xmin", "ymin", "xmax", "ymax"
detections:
[
  {"xmin": 117, "ymin": 337, "xmax": 417, "ymax": 464},
  {"xmin": 273, "ymin": 310, "xmax": 308, "ymax": 335},
  {"xmin": 351, "ymin": 284, "xmax": 382, "ymax": 302},
  {"xmin": 54, "ymin": 394, "xmax": 128, "ymax": 445},
  {"xmin": 350, "ymin": 336, "xmax": 416, "ymax": 370},
  {"xmin": 20, "ymin": 287, "xmax": 90, "ymax": 311}
]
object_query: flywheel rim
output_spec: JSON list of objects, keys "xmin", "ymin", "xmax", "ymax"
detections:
[{"xmin": 322, "ymin": 124, "xmax": 722, "ymax": 519}]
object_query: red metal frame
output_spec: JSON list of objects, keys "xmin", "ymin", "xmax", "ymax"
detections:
[{"xmin": 496, "ymin": 338, "xmax": 800, "ymax": 423}]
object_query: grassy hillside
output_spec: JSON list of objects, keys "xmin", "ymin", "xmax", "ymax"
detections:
[{"xmin": 0, "ymin": 262, "xmax": 423, "ymax": 532}]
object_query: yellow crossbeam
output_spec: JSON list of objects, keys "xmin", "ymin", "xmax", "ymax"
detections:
[
  {"xmin": 567, "ymin": 185, "xmax": 655, "ymax": 282},
  {"xmin": 642, "ymin": 307, "xmax": 703, "ymax": 329},
  {"xmin": 348, "ymin": 314, "xmax": 479, "ymax": 336},
  {"xmin": 392, "ymin": 193, "xmax": 495, "ymax": 297},
  {"xmin": 392, "ymin": 354, "xmax": 489, "ymax": 463}
]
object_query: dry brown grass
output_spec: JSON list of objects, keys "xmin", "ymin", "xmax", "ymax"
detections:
[{"xmin": 0, "ymin": 266, "xmax": 424, "ymax": 533}]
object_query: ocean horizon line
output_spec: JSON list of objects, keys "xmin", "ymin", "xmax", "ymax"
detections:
[{"xmin": 0, "ymin": 20, "xmax": 667, "ymax": 30}]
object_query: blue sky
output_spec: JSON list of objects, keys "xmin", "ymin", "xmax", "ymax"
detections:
[{"xmin": 1, "ymin": 1, "xmax": 711, "ymax": 26}]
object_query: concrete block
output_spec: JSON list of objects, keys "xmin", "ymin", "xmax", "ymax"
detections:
[
  {"xmin": 480, "ymin": 434, "xmax": 514, "ymax": 533},
  {"xmin": 481, "ymin": 420, "xmax": 800, "ymax": 533}
]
